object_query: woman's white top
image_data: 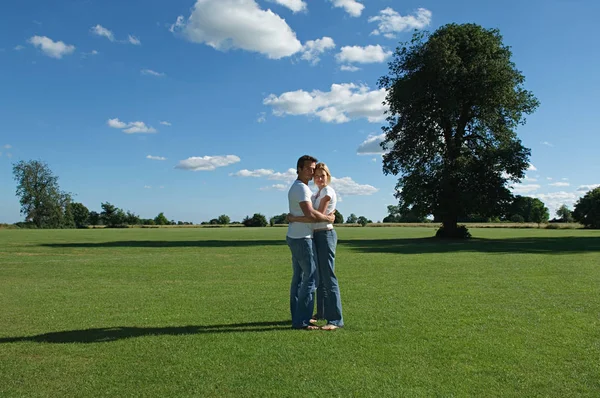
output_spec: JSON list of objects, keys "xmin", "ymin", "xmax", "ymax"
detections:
[{"xmin": 312, "ymin": 185, "xmax": 336, "ymax": 231}]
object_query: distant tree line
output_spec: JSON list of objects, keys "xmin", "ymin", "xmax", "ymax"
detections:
[{"xmin": 10, "ymin": 160, "xmax": 600, "ymax": 229}]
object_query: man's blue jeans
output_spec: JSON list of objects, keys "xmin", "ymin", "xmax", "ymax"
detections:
[
  {"xmin": 286, "ymin": 236, "xmax": 316, "ymax": 329},
  {"xmin": 313, "ymin": 229, "xmax": 343, "ymax": 327}
]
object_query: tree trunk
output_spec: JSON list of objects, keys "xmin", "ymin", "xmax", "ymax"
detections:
[{"xmin": 442, "ymin": 216, "xmax": 458, "ymax": 234}]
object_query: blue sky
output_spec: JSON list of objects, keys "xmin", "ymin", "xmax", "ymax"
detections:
[{"xmin": 1, "ymin": 0, "xmax": 599, "ymax": 224}]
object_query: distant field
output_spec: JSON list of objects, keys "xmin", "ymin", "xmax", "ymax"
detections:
[
  {"xmin": 0, "ymin": 221, "xmax": 575, "ymax": 229},
  {"xmin": 1, "ymin": 227, "xmax": 599, "ymax": 397}
]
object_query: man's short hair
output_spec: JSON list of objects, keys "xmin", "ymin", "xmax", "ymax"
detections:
[{"xmin": 296, "ymin": 155, "xmax": 318, "ymax": 173}]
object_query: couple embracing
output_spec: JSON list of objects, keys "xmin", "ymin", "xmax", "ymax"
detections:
[{"xmin": 286, "ymin": 155, "xmax": 344, "ymax": 331}]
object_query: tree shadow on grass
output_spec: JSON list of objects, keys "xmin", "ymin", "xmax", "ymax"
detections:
[
  {"xmin": 340, "ymin": 236, "xmax": 600, "ymax": 255},
  {"xmin": 41, "ymin": 240, "xmax": 287, "ymax": 249},
  {"xmin": 0, "ymin": 321, "xmax": 292, "ymax": 344}
]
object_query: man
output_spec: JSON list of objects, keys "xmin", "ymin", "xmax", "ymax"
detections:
[{"xmin": 287, "ymin": 155, "xmax": 335, "ymax": 330}]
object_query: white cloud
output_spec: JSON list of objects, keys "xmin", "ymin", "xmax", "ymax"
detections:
[
  {"xmin": 170, "ymin": 16, "xmax": 185, "ymax": 33},
  {"xmin": 141, "ymin": 69, "xmax": 165, "ymax": 77},
  {"xmin": 3, "ymin": 144, "xmax": 12, "ymax": 149},
  {"xmin": 330, "ymin": 176, "xmax": 378, "ymax": 196},
  {"xmin": 357, "ymin": 133, "xmax": 387, "ymax": 155},
  {"xmin": 577, "ymin": 184, "xmax": 600, "ymax": 192},
  {"xmin": 547, "ymin": 177, "xmax": 553, "ymax": 180},
  {"xmin": 511, "ymin": 184, "xmax": 541, "ymax": 194},
  {"xmin": 259, "ymin": 183, "xmax": 289, "ymax": 191},
  {"xmin": 91, "ymin": 25, "xmax": 141, "ymax": 45},
  {"xmin": 369, "ymin": 7, "xmax": 432, "ymax": 38},
  {"xmin": 301, "ymin": 37, "xmax": 335, "ymax": 65},
  {"xmin": 235, "ymin": 167, "xmax": 377, "ymax": 196},
  {"xmin": 14, "ymin": 45, "xmax": 25, "ymax": 51},
  {"xmin": 542, "ymin": 141, "xmax": 554, "ymax": 147},
  {"xmin": 336, "ymin": 45, "xmax": 392, "ymax": 64},
  {"xmin": 524, "ymin": 176, "xmax": 538, "ymax": 182},
  {"xmin": 160, "ymin": 121, "xmax": 172, "ymax": 126},
  {"xmin": 231, "ymin": 169, "xmax": 275, "ymax": 177},
  {"xmin": 107, "ymin": 118, "xmax": 157, "ymax": 134},
  {"xmin": 91, "ymin": 25, "xmax": 115, "ymax": 41},
  {"xmin": 263, "ymin": 83, "xmax": 388, "ymax": 123},
  {"xmin": 257, "ymin": 112, "xmax": 266, "ymax": 123},
  {"xmin": 28, "ymin": 36, "xmax": 75, "ymax": 59},
  {"xmin": 107, "ymin": 118, "xmax": 127, "ymax": 129},
  {"xmin": 527, "ymin": 163, "xmax": 537, "ymax": 171},
  {"xmin": 532, "ymin": 191, "xmax": 579, "ymax": 218},
  {"xmin": 329, "ymin": 0, "xmax": 364, "ymax": 17},
  {"xmin": 128, "ymin": 35, "xmax": 141, "ymax": 45},
  {"xmin": 269, "ymin": 169, "xmax": 298, "ymax": 181},
  {"xmin": 81, "ymin": 49, "xmax": 99, "ymax": 58},
  {"xmin": 549, "ymin": 182, "xmax": 570, "ymax": 187},
  {"xmin": 144, "ymin": 185, "xmax": 152, "ymax": 189},
  {"xmin": 231, "ymin": 167, "xmax": 297, "ymax": 182},
  {"xmin": 170, "ymin": 0, "xmax": 303, "ymax": 59},
  {"xmin": 123, "ymin": 122, "xmax": 157, "ymax": 134},
  {"xmin": 176, "ymin": 155, "xmax": 241, "ymax": 171},
  {"xmin": 268, "ymin": 0, "xmax": 307, "ymax": 13},
  {"xmin": 562, "ymin": 178, "xmax": 569, "ymax": 181},
  {"xmin": 147, "ymin": 155, "xmax": 167, "ymax": 161},
  {"xmin": 340, "ymin": 65, "xmax": 361, "ymax": 72}
]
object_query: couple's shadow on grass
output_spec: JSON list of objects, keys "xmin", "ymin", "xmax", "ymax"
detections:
[
  {"xmin": 41, "ymin": 236, "xmax": 600, "ymax": 254},
  {"xmin": 0, "ymin": 321, "xmax": 291, "ymax": 344}
]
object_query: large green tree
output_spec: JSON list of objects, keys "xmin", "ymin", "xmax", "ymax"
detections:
[
  {"xmin": 12, "ymin": 160, "xmax": 73, "ymax": 228},
  {"xmin": 378, "ymin": 24, "xmax": 539, "ymax": 238}
]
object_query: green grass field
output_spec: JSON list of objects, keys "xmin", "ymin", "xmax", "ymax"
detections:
[{"xmin": 1, "ymin": 227, "xmax": 599, "ymax": 397}]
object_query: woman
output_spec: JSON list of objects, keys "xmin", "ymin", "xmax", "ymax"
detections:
[{"xmin": 288, "ymin": 163, "xmax": 344, "ymax": 330}]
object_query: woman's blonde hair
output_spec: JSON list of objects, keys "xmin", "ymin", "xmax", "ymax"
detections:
[{"xmin": 315, "ymin": 162, "xmax": 332, "ymax": 185}]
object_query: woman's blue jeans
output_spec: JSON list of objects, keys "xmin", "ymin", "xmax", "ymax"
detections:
[{"xmin": 313, "ymin": 229, "xmax": 344, "ymax": 327}]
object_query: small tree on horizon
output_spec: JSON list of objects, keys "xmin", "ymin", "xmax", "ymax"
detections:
[
  {"xmin": 334, "ymin": 210, "xmax": 344, "ymax": 224},
  {"xmin": 556, "ymin": 204, "xmax": 574, "ymax": 223},
  {"xmin": 154, "ymin": 212, "xmax": 169, "ymax": 226},
  {"xmin": 217, "ymin": 214, "xmax": 230, "ymax": 225}
]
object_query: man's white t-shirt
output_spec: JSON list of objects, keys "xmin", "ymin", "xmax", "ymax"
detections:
[
  {"xmin": 287, "ymin": 179, "xmax": 313, "ymax": 239},
  {"xmin": 312, "ymin": 186, "xmax": 336, "ymax": 231}
]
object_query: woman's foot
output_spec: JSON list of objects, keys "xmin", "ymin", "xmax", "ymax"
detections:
[
  {"xmin": 303, "ymin": 325, "xmax": 320, "ymax": 330},
  {"xmin": 292, "ymin": 324, "xmax": 320, "ymax": 330},
  {"xmin": 321, "ymin": 324, "xmax": 340, "ymax": 331}
]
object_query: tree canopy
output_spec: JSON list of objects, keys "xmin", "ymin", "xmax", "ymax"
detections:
[
  {"xmin": 507, "ymin": 196, "xmax": 549, "ymax": 224},
  {"xmin": 573, "ymin": 187, "xmax": 600, "ymax": 229},
  {"xmin": 378, "ymin": 23, "xmax": 539, "ymax": 238}
]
